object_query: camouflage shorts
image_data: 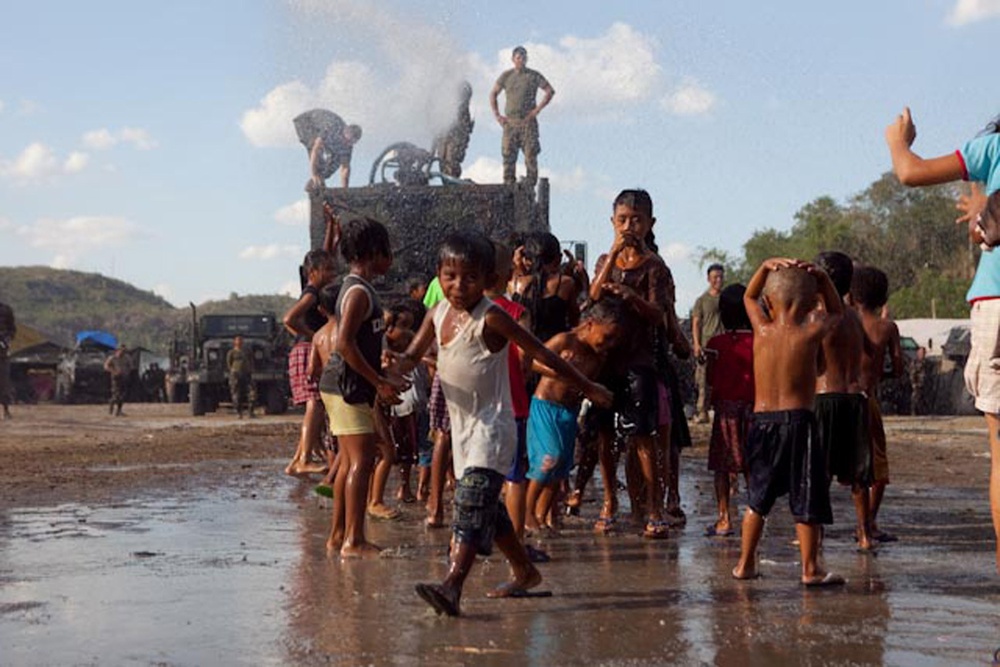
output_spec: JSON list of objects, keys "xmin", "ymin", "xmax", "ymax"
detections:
[{"xmin": 452, "ymin": 467, "xmax": 513, "ymax": 555}]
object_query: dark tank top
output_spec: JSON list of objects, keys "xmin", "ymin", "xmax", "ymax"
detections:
[
  {"xmin": 317, "ymin": 274, "xmax": 383, "ymax": 405},
  {"xmin": 297, "ymin": 285, "xmax": 328, "ymax": 343}
]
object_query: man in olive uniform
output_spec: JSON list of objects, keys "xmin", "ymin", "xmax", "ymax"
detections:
[
  {"xmin": 293, "ymin": 109, "xmax": 363, "ymax": 192},
  {"xmin": 489, "ymin": 46, "xmax": 555, "ymax": 187},
  {"xmin": 690, "ymin": 264, "xmax": 725, "ymax": 424},
  {"xmin": 104, "ymin": 345, "xmax": 132, "ymax": 417},
  {"xmin": 226, "ymin": 335, "xmax": 255, "ymax": 419},
  {"xmin": 0, "ymin": 300, "xmax": 14, "ymax": 420}
]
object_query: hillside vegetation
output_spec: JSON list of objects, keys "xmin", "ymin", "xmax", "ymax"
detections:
[{"xmin": 0, "ymin": 267, "xmax": 296, "ymax": 353}]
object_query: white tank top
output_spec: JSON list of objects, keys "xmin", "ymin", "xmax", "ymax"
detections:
[{"xmin": 433, "ymin": 297, "xmax": 516, "ymax": 478}]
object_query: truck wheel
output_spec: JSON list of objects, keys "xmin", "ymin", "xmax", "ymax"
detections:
[
  {"xmin": 190, "ymin": 381, "xmax": 205, "ymax": 416},
  {"xmin": 264, "ymin": 383, "xmax": 287, "ymax": 415},
  {"xmin": 166, "ymin": 382, "xmax": 179, "ymax": 404}
]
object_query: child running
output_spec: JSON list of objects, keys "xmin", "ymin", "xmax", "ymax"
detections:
[
  {"xmin": 399, "ymin": 230, "xmax": 612, "ymax": 617},
  {"xmin": 525, "ymin": 298, "xmax": 625, "ymax": 533},
  {"xmin": 813, "ymin": 251, "xmax": 875, "ymax": 552},
  {"xmin": 703, "ymin": 284, "xmax": 753, "ymax": 538},
  {"xmin": 732, "ymin": 258, "xmax": 845, "ymax": 587},
  {"xmin": 851, "ymin": 266, "xmax": 903, "ymax": 543}
]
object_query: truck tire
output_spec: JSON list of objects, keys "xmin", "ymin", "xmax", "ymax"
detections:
[
  {"xmin": 190, "ymin": 381, "xmax": 205, "ymax": 416},
  {"xmin": 264, "ymin": 383, "xmax": 287, "ymax": 415},
  {"xmin": 166, "ymin": 381, "xmax": 179, "ymax": 404}
]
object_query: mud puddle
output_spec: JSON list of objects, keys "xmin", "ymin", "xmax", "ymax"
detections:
[{"xmin": 2, "ymin": 458, "xmax": 1000, "ymax": 666}]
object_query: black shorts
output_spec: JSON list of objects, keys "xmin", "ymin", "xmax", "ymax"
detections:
[
  {"xmin": 745, "ymin": 410, "xmax": 833, "ymax": 525},
  {"xmin": 815, "ymin": 393, "xmax": 871, "ymax": 486},
  {"xmin": 613, "ymin": 365, "xmax": 660, "ymax": 438},
  {"xmin": 452, "ymin": 467, "xmax": 514, "ymax": 555}
]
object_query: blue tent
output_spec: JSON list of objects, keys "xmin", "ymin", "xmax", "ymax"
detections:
[{"xmin": 75, "ymin": 330, "xmax": 118, "ymax": 349}]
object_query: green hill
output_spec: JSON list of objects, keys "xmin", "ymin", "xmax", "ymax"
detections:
[{"xmin": 0, "ymin": 267, "xmax": 296, "ymax": 353}]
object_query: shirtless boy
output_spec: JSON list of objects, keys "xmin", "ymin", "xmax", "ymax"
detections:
[
  {"xmin": 732, "ymin": 258, "xmax": 845, "ymax": 586},
  {"xmin": 525, "ymin": 298, "xmax": 625, "ymax": 532},
  {"xmin": 814, "ymin": 251, "xmax": 875, "ymax": 551},
  {"xmin": 851, "ymin": 265, "xmax": 903, "ymax": 542}
]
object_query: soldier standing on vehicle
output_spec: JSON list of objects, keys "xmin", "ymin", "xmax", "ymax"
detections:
[
  {"xmin": 227, "ymin": 335, "xmax": 255, "ymax": 419},
  {"xmin": 104, "ymin": 345, "xmax": 132, "ymax": 417},
  {"xmin": 489, "ymin": 46, "xmax": 554, "ymax": 188},
  {"xmin": 0, "ymin": 300, "xmax": 14, "ymax": 420}
]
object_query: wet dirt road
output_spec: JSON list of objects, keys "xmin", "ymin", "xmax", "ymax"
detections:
[{"xmin": 1, "ymin": 407, "xmax": 999, "ymax": 665}]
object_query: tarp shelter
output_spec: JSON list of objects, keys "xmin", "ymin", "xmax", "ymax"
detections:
[{"xmin": 75, "ymin": 330, "xmax": 118, "ymax": 349}]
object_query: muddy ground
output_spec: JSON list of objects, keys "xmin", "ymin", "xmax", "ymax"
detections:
[{"xmin": 1, "ymin": 405, "xmax": 999, "ymax": 665}]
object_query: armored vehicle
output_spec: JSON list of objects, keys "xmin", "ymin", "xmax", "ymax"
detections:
[{"xmin": 184, "ymin": 311, "xmax": 290, "ymax": 416}]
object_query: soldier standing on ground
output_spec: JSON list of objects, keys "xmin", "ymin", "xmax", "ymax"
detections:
[
  {"xmin": 489, "ymin": 46, "xmax": 555, "ymax": 188},
  {"xmin": 227, "ymin": 335, "xmax": 255, "ymax": 419},
  {"xmin": 0, "ymin": 300, "xmax": 14, "ymax": 420},
  {"xmin": 691, "ymin": 264, "xmax": 725, "ymax": 424},
  {"xmin": 104, "ymin": 345, "xmax": 132, "ymax": 417}
]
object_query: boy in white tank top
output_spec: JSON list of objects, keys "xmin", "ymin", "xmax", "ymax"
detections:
[{"xmin": 397, "ymin": 230, "xmax": 612, "ymax": 616}]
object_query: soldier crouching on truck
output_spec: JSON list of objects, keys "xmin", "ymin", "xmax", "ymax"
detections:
[
  {"xmin": 227, "ymin": 335, "xmax": 255, "ymax": 419},
  {"xmin": 104, "ymin": 345, "xmax": 132, "ymax": 417}
]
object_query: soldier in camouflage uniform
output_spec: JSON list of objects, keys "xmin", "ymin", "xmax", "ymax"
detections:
[
  {"xmin": 490, "ymin": 46, "xmax": 555, "ymax": 187},
  {"xmin": 104, "ymin": 345, "xmax": 132, "ymax": 417},
  {"xmin": 0, "ymin": 300, "xmax": 14, "ymax": 420},
  {"xmin": 433, "ymin": 80, "xmax": 474, "ymax": 178},
  {"xmin": 227, "ymin": 335, "xmax": 255, "ymax": 418}
]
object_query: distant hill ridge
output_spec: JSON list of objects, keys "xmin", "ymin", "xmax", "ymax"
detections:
[{"xmin": 0, "ymin": 266, "xmax": 296, "ymax": 353}]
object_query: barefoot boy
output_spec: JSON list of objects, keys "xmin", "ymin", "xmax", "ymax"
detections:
[
  {"xmin": 813, "ymin": 252, "xmax": 874, "ymax": 551},
  {"xmin": 732, "ymin": 258, "xmax": 845, "ymax": 586},
  {"xmin": 851, "ymin": 266, "xmax": 903, "ymax": 543},
  {"xmin": 400, "ymin": 230, "xmax": 612, "ymax": 617},
  {"xmin": 525, "ymin": 298, "xmax": 625, "ymax": 533}
]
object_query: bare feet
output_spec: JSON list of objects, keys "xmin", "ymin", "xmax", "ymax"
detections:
[
  {"xmin": 340, "ymin": 542, "xmax": 382, "ymax": 559},
  {"xmin": 285, "ymin": 461, "xmax": 327, "ymax": 477},
  {"xmin": 367, "ymin": 503, "xmax": 401, "ymax": 521},
  {"xmin": 415, "ymin": 583, "xmax": 460, "ymax": 616},
  {"xmin": 485, "ymin": 565, "xmax": 542, "ymax": 599},
  {"xmin": 731, "ymin": 563, "xmax": 760, "ymax": 580},
  {"xmin": 801, "ymin": 572, "xmax": 846, "ymax": 587},
  {"xmin": 326, "ymin": 533, "xmax": 344, "ymax": 556}
]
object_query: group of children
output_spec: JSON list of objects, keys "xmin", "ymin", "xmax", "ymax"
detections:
[{"xmin": 287, "ymin": 183, "xmax": 916, "ymax": 616}]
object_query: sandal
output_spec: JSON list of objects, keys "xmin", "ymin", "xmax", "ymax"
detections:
[
  {"xmin": 593, "ymin": 515, "xmax": 617, "ymax": 534},
  {"xmin": 643, "ymin": 519, "xmax": 670, "ymax": 540}
]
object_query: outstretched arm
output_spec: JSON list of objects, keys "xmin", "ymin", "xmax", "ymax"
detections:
[
  {"xmin": 886, "ymin": 107, "xmax": 965, "ymax": 186},
  {"xmin": 397, "ymin": 304, "xmax": 439, "ymax": 374},
  {"xmin": 321, "ymin": 202, "xmax": 341, "ymax": 256}
]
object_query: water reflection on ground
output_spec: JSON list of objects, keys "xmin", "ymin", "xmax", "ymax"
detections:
[{"xmin": 1, "ymin": 459, "xmax": 999, "ymax": 666}]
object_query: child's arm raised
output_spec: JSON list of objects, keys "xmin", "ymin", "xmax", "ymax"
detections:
[
  {"xmin": 485, "ymin": 307, "xmax": 613, "ymax": 408},
  {"xmin": 396, "ymin": 303, "xmax": 439, "ymax": 375},
  {"xmin": 886, "ymin": 107, "xmax": 965, "ymax": 186},
  {"xmin": 744, "ymin": 258, "xmax": 797, "ymax": 329},
  {"xmin": 321, "ymin": 203, "xmax": 342, "ymax": 256}
]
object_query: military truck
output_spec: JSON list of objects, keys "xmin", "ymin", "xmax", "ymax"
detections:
[
  {"xmin": 55, "ymin": 331, "xmax": 139, "ymax": 404},
  {"xmin": 184, "ymin": 310, "xmax": 290, "ymax": 416}
]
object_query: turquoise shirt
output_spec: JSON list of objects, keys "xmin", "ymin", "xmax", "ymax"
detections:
[{"xmin": 962, "ymin": 133, "xmax": 1000, "ymax": 302}]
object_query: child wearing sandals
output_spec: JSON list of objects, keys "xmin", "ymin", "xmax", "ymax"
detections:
[
  {"xmin": 703, "ymin": 284, "xmax": 753, "ymax": 538},
  {"xmin": 399, "ymin": 230, "xmax": 612, "ymax": 616},
  {"xmin": 732, "ymin": 258, "xmax": 846, "ymax": 587}
]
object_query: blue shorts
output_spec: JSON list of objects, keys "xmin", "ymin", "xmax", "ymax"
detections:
[
  {"xmin": 526, "ymin": 397, "xmax": 579, "ymax": 484},
  {"xmin": 506, "ymin": 417, "xmax": 529, "ymax": 483}
]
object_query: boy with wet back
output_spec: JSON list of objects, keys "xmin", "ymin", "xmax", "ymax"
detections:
[
  {"xmin": 398, "ymin": 230, "xmax": 612, "ymax": 617},
  {"xmin": 813, "ymin": 251, "xmax": 876, "ymax": 552},
  {"xmin": 524, "ymin": 297, "xmax": 625, "ymax": 534},
  {"xmin": 732, "ymin": 258, "xmax": 845, "ymax": 586},
  {"xmin": 852, "ymin": 266, "xmax": 903, "ymax": 542}
]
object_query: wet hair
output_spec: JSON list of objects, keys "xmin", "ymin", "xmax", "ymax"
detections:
[
  {"xmin": 513, "ymin": 46, "xmax": 527, "ymax": 58},
  {"xmin": 389, "ymin": 303, "xmax": 415, "ymax": 329},
  {"xmin": 493, "ymin": 241, "xmax": 513, "ymax": 280},
  {"xmin": 706, "ymin": 263, "xmax": 724, "ymax": 276},
  {"xmin": 340, "ymin": 217, "xmax": 391, "ymax": 263},
  {"xmin": 318, "ymin": 282, "xmax": 340, "ymax": 314},
  {"xmin": 398, "ymin": 298, "xmax": 426, "ymax": 329},
  {"xmin": 302, "ymin": 249, "xmax": 334, "ymax": 274},
  {"xmin": 522, "ymin": 232, "xmax": 563, "ymax": 334},
  {"xmin": 719, "ymin": 284, "xmax": 751, "ymax": 331},
  {"xmin": 612, "ymin": 189, "xmax": 659, "ymax": 253},
  {"xmin": 763, "ymin": 266, "xmax": 817, "ymax": 310},
  {"xmin": 814, "ymin": 251, "xmax": 854, "ymax": 297},
  {"xmin": 438, "ymin": 229, "xmax": 496, "ymax": 276},
  {"xmin": 851, "ymin": 265, "xmax": 890, "ymax": 309},
  {"xmin": 582, "ymin": 294, "xmax": 628, "ymax": 326},
  {"xmin": 345, "ymin": 124, "xmax": 363, "ymax": 142}
]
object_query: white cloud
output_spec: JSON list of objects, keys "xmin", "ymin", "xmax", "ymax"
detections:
[
  {"xmin": 947, "ymin": 0, "xmax": 1000, "ymax": 25},
  {"xmin": 660, "ymin": 79, "xmax": 717, "ymax": 116},
  {"xmin": 63, "ymin": 151, "xmax": 89, "ymax": 173},
  {"xmin": 279, "ymin": 279, "xmax": 301, "ymax": 297},
  {"xmin": 462, "ymin": 156, "xmax": 504, "ymax": 184},
  {"xmin": 153, "ymin": 283, "xmax": 175, "ymax": 302},
  {"xmin": 660, "ymin": 242, "xmax": 692, "ymax": 263},
  {"xmin": 239, "ymin": 244, "xmax": 303, "ymax": 260},
  {"xmin": 274, "ymin": 198, "xmax": 310, "ymax": 226},
  {"xmin": 462, "ymin": 154, "xmax": 589, "ymax": 193},
  {"xmin": 82, "ymin": 127, "xmax": 158, "ymax": 151},
  {"xmin": 14, "ymin": 215, "xmax": 142, "ymax": 266}
]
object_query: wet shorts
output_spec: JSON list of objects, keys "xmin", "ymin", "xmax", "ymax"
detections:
[
  {"xmin": 707, "ymin": 399, "xmax": 751, "ymax": 473},
  {"xmin": 816, "ymin": 392, "xmax": 871, "ymax": 486},
  {"xmin": 613, "ymin": 365, "xmax": 660, "ymax": 438},
  {"xmin": 868, "ymin": 394, "xmax": 889, "ymax": 484},
  {"xmin": 745, "ymin": 409, "xmax": 833, "ymax": 525},
  {"xmin": 452, "ymin": 467, "xmax": 514, "ymax": 556},
  {"xmin": 526, "ymin": 398, "xmax": 578, "ymax": 484},
  {"xmin": 321, "ymin": 391, "xmax": 375, "ymax": 436},
  {"xmin": 506, "ymin": 417, "xmax": 529, "ymax": 483}
]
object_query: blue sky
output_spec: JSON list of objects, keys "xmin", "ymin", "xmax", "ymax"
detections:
[{"xmin": 1, "ymin": 0, "xmax": 999, "ymax": 313}]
